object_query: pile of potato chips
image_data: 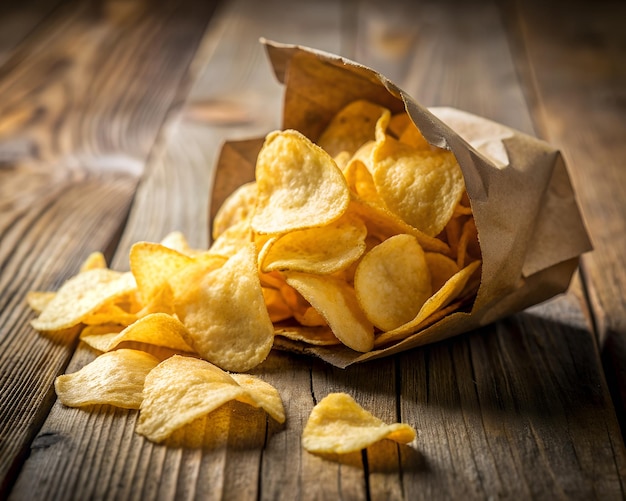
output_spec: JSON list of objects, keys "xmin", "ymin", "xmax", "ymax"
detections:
[{"xmin": 28, "ymin": 99, "xmax": 479, "ymax": 445}]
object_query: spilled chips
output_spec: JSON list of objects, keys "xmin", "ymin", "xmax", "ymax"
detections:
[
  {"xmin": 28, "ymin": 98, "xmax": 481, "ymax": 449},
  {"xmin": 302, "ymin": 393, "xmax": 416, "ymax": 454}
]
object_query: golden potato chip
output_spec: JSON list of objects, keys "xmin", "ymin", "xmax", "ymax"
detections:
[
  {"xmin": 425, "ymin": 252, "xmax": 459, "ymax": 292},
  {"xmin": 55, "ymin": 349, "xmax": 160, "ymax": 409},
  {"xmin": 136, "ymin": 355, "xmax": 248, "ymax": 443},
  {"xmin": 399, "ymin": 120, "xmax": 432, "ymax": 151},
  {"xmin": 26, "ymin": 291, "xmax": 56, "ymax": 314},
  {"xmin": 251, "ymin": 130, "xmax": 350, "ymax": 234},
  {"xmin": 456, "ymin": 217, "xmax": 480, "ymax": 268},
  {"xmin": 129, "ymin": 242, "xmax": 193, "ymax": 306},
  {"xmin": 80, "ymin": 324, "xmax": 126, "ymax": 352},
  {"xmin": 81, "ymin": 313, "xmax": 194, "ymax": 353},
  {"xmin": 79, "ymin": 251, "xmax": 107, "ymax": 272},
  {"xmin": 175, "ymin": 244, "xmax": 274, "ymax": 372},
  {"xmin": 160, "ymin": 231, "xmax": 200, "ymax": 256},
  {"xmin": 212, "ymin": 181, "xmax": 257, "ymax": 241},
  {"xmin": 372, "ymin": 133, "xmax": 465, "ymax": 237},
  {"xmin": 317, "ymin": 100, "xmax": 389, "ymax": 158},
  {"xmin": 375, "ymin": 260, "xmax": 482, "ymax": 346},
  {"xmin": 82, "ymin": 302, "xmax": 137, "ymax": 327},
  {"xmin": 302, "ymin": 393, "xmax": 416, "ymax": 454},
  {"xmin": 274, "ymin": 324, "xmax": 340, "ymax": 346},
  {"xmin": 293, "ymin": 306, "xmax": 327, "ymax": 327},
  {"xmin": 259, "ymin": 212, "xmax": 367, "ymax": 275},
  {"xmin": 285, "ymin": 272, "xmax": 374, "ymax": 352},
  {"xmin": 209, "ymin": 219, "xmax": 252, "ymax": 257},
  {"xmin": 136, "ymin": 355, "xmax": 284, "ymax": 443},
  {"xmin": 343, "ymin": 158, "xmax": 380, "ymax": 204},
  {"xmin": 387, "ymin": 112, "xmax": 411, "ymax": 138},
  {"xmin": 348, "ymin": 198, "xmax": 451, "ymax": 254},
  {"xmin": 354, "ymin": 234, "xmax": 431, "ymax": 332},
  {"xmin": 230, "ymin": 373, "xmax": 286, "ymax": 424},
  {"xmin": 262, "ymin": 287, "xmax": 293, "ymax": 323},
  {"xmin": 30, "ymin": 269, "xmax": 136, "ymax": 332}
]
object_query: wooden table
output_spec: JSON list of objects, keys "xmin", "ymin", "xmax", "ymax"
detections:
[{"xmin": 2, "ymin": 0, "xmax": 625, "ymax": 499}]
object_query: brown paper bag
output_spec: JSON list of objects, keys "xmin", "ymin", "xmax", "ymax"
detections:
[{"xmin": 211, "ymin": 40, "xmax": 592, "ymax": 368}]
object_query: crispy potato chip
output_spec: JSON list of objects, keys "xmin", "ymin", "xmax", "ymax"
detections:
[
  {"xmin": 387, "ymin": 112, "xmax": 411, "ymax": 138},
  {"xmin": 30, "ymin": 269, "xmax": 136, "ymax": 332},
  {"xmin": 375, "ymin": 260, "xmax": 482, "ymax": 346},
  {"xmin": 354, "ymin": 234, "xmax": 431, "ymax": 331},
  {"xmin": 259, "ymin": 212, "xmax": 367, "ymax": 275},
  {"xmin": 160, "ymin": 231, "xmax": 200, "ymax": 256},
  {"xmin": 262, "ymin": 287, "xmax": 293, "ymax": 323},
  {"xmin": 372, "ymin": 133, "xmax": 465, "ymax": 237},
  {"xmin": 82, "ymin": 302, "xmax": 137, "ymax": 326},
  {"xmin": 252, "ymin": 130, "xmax": 349, "ymax": 234},
  {"xmin": 399, "ymin": 120, "xmax": 432, "ymax": 151},
  {"xmin": 55, "ymin": 349, "xmax": 160, "ymax": 409},
  {"xmin": 79, "ymin": 251, "xmax": 107, "ymax": 272},
  {"xmin": 209, "ymin": 219, "xmax": 253, "ymax": 257},
  {"xmin": 129, "ymin": 242, "xmax": 193, "ymax": 306},
  {"xmin": 136, "ymin": 355, "xmax": 284, "ymax": 443},
  {"xmin": 286, "ymin": 272, "xmax": 373, "ymax": 352},
  {"xmin": 212, "ymin": 181, "xmax": 257, "ymax": 241},
  {"xmin": 293, "ymin": 306, "xmax": 327, "ymax": 327},
  {"xmin": 425, "ymin": 252, "xmax": 459, "ymax": 292},
  {"xmin": 302, "ymin": 393, "xmax": 416, "ymax": 454},
  {"xmin": 82, "ymin": 313, "xmax": 194, "ymax": 353},
  {"xmin": 317, "ymin": 100, "xmax": 389, "ymax": 158},
  {"xmin": 230, "ymin": 373, "xmax": 286, "ymax": 424},
  {"xmin": 175, "ymin": 244, "xmax": 274, "ymax": 372},
  {"xmin": 343, "ymin": 158, "xmax": 380, "ymax": 204},
  {"xmin": 456, "ymin": 217, "xmax": 480, "ymax": 268}
]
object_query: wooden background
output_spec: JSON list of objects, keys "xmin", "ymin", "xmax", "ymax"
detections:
[{"xmin": 1, "ymin": 0, "xmax": 625, "ymax": 499}]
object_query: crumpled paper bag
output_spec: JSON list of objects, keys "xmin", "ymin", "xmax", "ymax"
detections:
[{"xmin": 210, "ymin": 40, "xmax": 592, "ymax": 368}]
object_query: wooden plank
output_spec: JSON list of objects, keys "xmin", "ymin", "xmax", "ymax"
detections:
[
  {"xmin": 502, "ymin": 0, "xmax": 626, "ymax": 431},
  {"xmin": 0, "ymin": 0, "xmax": 218, "ymax": 496}
]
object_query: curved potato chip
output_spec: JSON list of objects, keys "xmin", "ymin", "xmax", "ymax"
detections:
[
  {"xmin": 26, "ymin": 291, "xmax": 56, "ymax": 314},
  {"xmin": 262, "ymin": 287, "xmax": 293, "ymax": 323},
  {"xmin": 30, "ymin": 269, "xmax": 136, "ymax": 332},
  {"xmin": 425, "ymin": 252, "xmax": 459, "ymax": 292},
  {"xmin": 251, "ymin": 130, "xmax": 349, "ymax": 234},
  {"xmin": 259, "ymin": 212, "xmax": 367, "ymax": 275},
  {"xmin": 175, "ymin": 244, "xmax": 274, "ymax": 372},
  {"xmin": 387, "ymin": 112, "xmax": 411, "ymax": 138},
  {"xmin": 399, "ymin": 121, "xmax": 432, "ymax": 151},
  {"xmin": 375, "ymin": 260, "xmax": 482, "ymax": 346},
  {"xmin": 343, "ymin": 158, "xmax": 380, "ymax": 204},
  {"xmin": 354, "ymin": 234, "xmax": 431, "ymax": 332},
  {"xmin": 129, "ymin": 242, "xmax": 193, "ymax": 306},
  {"xmin": 212, "ymin": 181, "xmax": 257, "ymax": 240},
  {"xmin": 286, "ymin": 272, "xmax": 373, "ymax": 352},
  {"xmin": 82, "ymin": 313, "xmax": 194, "ymax": 353},
  {"xmin": 230, "ymin": 373, "xmax": 286, "ymax": 424},
  {"xmin": 136, "ymin": 355, "xmax": 284, "ymax": 443},
  {"xmin": 55, "ymin": 349, "xmax": 160, "ymax": 409},
  {"xmin": 160, "ymin": 231, "xmax": 200, "ymax": 256},
  {"xmin": 302, "ymin": 393, "xmax": 416, "ymax": 454},
  {"xmin": 79, "ymin": 251, "xmax": 107, "ymax": 272},
  {"xmin": 136, "ymin": 355, "xmax": 247, "ymax": 443},
  {"xmin": 317, "ymin": 100, "xmax": 389, "ymax": 158},
  {"xmin": 372, "ymin": 133, "xmax": 465, "ymax": 237},
  {"xmin": 209, "ymin": 219, "xmax": 253, "ymax": 257}
]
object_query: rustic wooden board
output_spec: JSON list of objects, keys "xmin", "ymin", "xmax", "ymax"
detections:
[
  {"xmin": 503, "ymin": 0, "xmax": 626, "ymax": 432},
  {"xmin": 2, "ymin": 0, "xmax": 626, "ymax": 499},
  {"xmin": 0, "ymin": 0, "xmax": 218, "ymax": 496}
]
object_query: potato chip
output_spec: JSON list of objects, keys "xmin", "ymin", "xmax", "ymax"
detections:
[
  {"xmin": 354, "ymin": 234, "xmax": 431, "ymax": 332},
  {"xmin": 259, "ymin": 212, "xmax": 367, "ymax": 275},
  {"xmin": 82, "ymin": 302, "xmax": 137, "ymax": 327},
  {"xmin": 82, "ymin": 313, "xmax": 194, "ymax": 353},
  {"xmin": 55, "ymin": 349, "xmax": 160, "ymax": 409},
  {"xmin": 387, "ymin": 112, "xmax": 411, "ymax": 138},
  {"xmin": 79, "ymin": 251, "xmax": 107, "ymax": 272},
  {"xmin": 212, "ymin": 181, "xmax": 257, "ymax": 241},
  {"xmin": 251, "ymin": 130, "xmax": 350, "ymax": 234},
  {"xmin": 399, "ymin": 120, "xmax": 432, "ymax": 151},
  {"xmin": 302, "ymin": 393, "xmax": 416, "ymax": 454},
  {"xmin": 375, "ymin": 260, "xmax": 482, "ymax": 346},
  {"xmin": 425, "ymin": 252, "xmax": 459, "ymax": 292},
  {"xmin": 136, "ymin": 355, "xmax": 284, "ymax": 443},
  {"xmin": 343, "ymin": 158, "xmax": 380, "ymax": 204},
  {"xmin": 230, "ymin": 373, "xmax": 286, "ymax": 424},
  {"xmin": 293, "ymin": 306, "xmax": 327, "ymax": 327},
  {"xmin": 372, "ymin": 133, "xmax": 465, "ymax": 237},
  {"xmin": 317, "ymin": 100, "xmax": 389, "ymax": 158},
  {"xmin": 262, "ymin": 287, "xmax": 293, "ymax": 323},
  {"xmin": 30, "ymin": 269, "xmax": 136, "ymax": 332},
  {"xmin": 285, "ymin": 272, "xmax": 374, "ymax": 352},
  {"xmin": 129, "ymin": 242, "xmax": 193, "ymax": 306},
  {"xmin": 209, "ymin": 219, "xmax": 252, "ymax": 257},
  {"xmin": 160, "ymin": 231, "xmax": 200, "ymax": 256},
  {"xmin": 175, "ymin": 244, "xmax": 274, "ymax": 372}
]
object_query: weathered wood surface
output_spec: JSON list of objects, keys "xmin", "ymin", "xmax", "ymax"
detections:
[{"xmin": 1, "ymin": 0, "xmax": 625, "ymax": 499}]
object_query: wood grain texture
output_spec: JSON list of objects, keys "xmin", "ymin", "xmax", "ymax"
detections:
[
  {"xmin": 0, "ymin": 0, "xmax": 218, "ymax": 496},
  {"xmin": 3, "ymin": 0, "xmax": 626, "ymax": 499},
  {"xmin": 503, "ymin": 0, "xmax": 626, "ymax": 432}
]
